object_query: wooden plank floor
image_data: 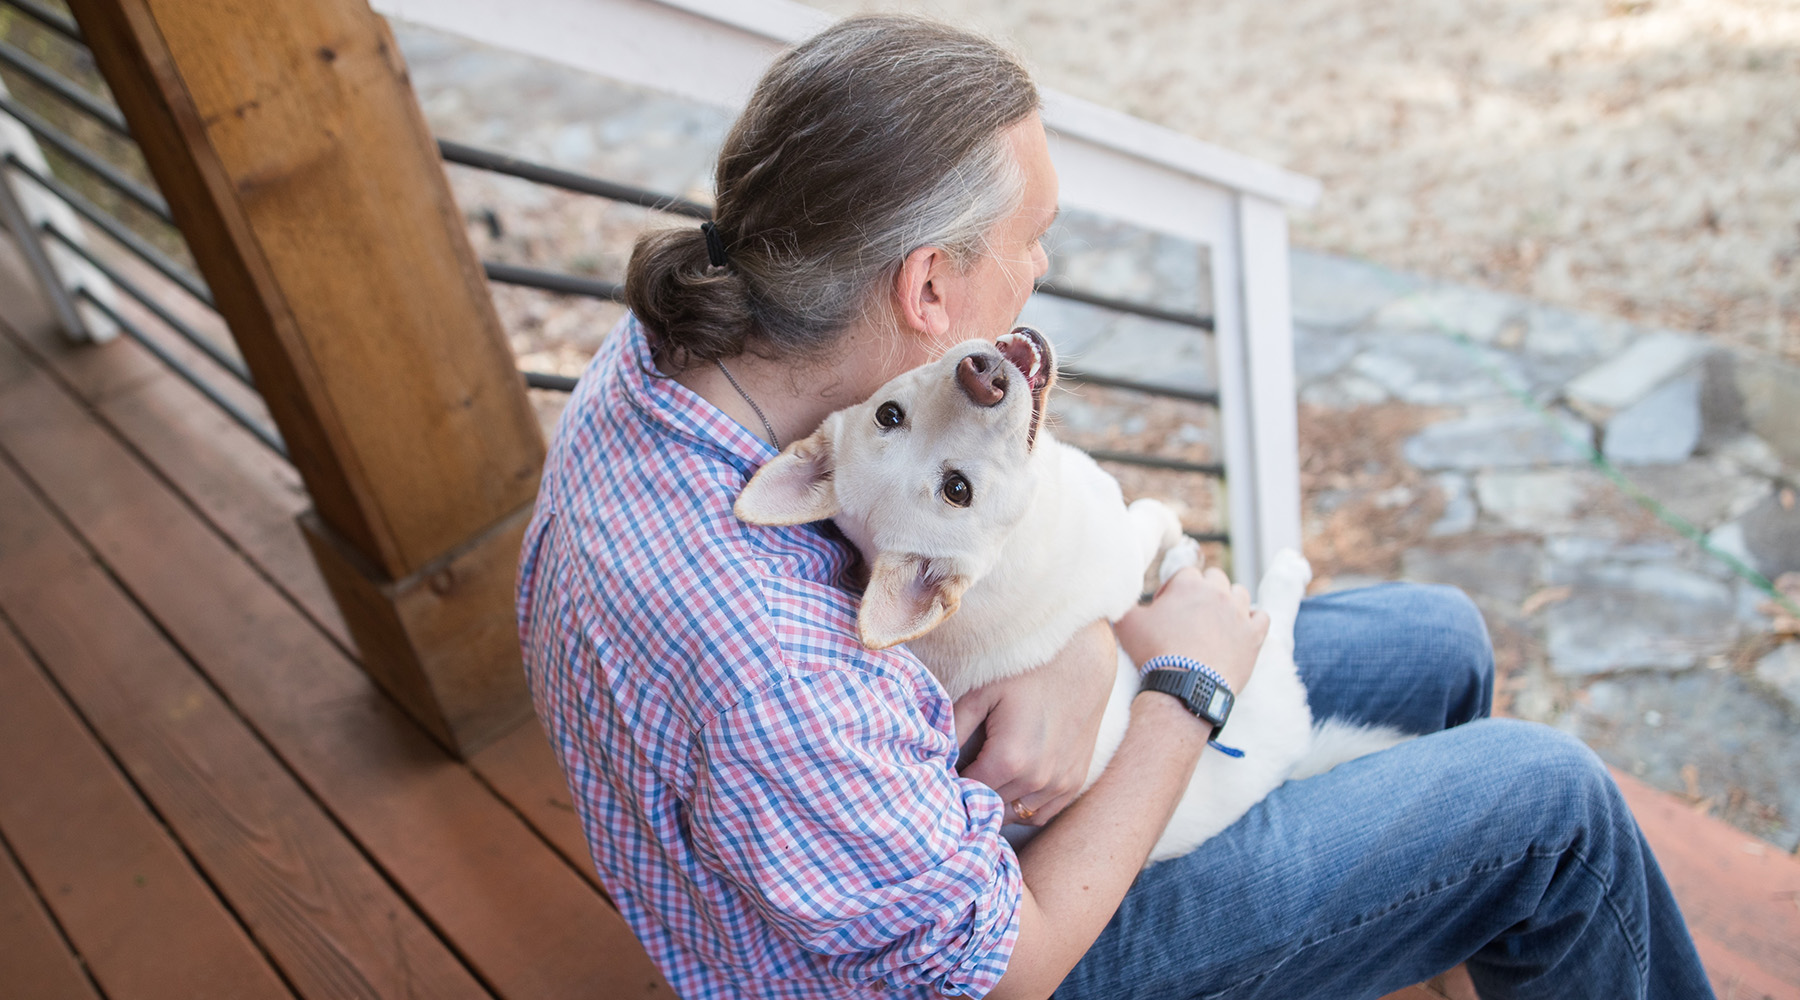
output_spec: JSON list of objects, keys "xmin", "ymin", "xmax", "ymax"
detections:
[
  {"xmin": 1, "ymin": 238, "xmax": 1796, "ymax": 1000},
  {"xmin": 0, "ymin": 242, "xmax": 665, "ymax": 1000}
]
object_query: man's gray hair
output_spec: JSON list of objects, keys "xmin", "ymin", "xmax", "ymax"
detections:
[{"xmin": 626, "ymin": 15, "xmax": 1040, "ymax": 373}]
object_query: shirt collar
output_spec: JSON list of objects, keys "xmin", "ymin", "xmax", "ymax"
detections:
[{"xmin": 613, "ymin": 314, "xmax": 778, "ymax": 477}]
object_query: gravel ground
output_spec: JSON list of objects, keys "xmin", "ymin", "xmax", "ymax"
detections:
[{"xmin": 812, "ymin": 0, "xmax": 1800, "ymax": 364}]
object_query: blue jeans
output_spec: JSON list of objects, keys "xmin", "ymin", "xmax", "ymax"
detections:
[{"xmin": 1055, "ymin": 583, "xmax": 1714, "ymax": 1000}]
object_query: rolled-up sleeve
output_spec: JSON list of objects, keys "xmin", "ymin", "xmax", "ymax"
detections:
[{"xmin": 689, "ymin": 667, "xmax": 1022, "ymax": 996}]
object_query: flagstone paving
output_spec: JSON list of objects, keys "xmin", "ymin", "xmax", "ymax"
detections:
[{"xmin": 394, "ymin": 21, "xmax": 1800, "ymax": 854}]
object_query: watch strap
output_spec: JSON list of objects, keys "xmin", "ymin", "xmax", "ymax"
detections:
[{"xmin": 1138, "ymin": 657, "xmax": 1245, "ymax": 759}]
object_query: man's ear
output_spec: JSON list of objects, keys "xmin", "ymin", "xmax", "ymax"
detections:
[
  {"xmin": 858, "ymin": 552, "xmax": 970, "ymax": 650},
  {"xmin": 734, "ymin": 427, "xmax": 839, "ymax": 525},
  {"xmin": 893, "ymin": 244, "xmax": 954, "ymax": 343}
]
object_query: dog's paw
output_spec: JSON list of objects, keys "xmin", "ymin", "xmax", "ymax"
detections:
[
  {"xmin": 1156, "ymin": 537, "xmax": 1202, "ymax": 586},
  {"xmin": 1256, "ymin": 548, "xmax": 1313, "ymax": 618}
]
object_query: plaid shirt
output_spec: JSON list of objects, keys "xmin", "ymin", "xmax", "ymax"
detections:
[{"xmin": 518, "ymin": 315, "xmax": 1023, "ymax": 999}]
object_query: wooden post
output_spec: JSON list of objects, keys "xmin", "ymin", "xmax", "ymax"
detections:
[{"xmin": 66, "ymin": 0, "xmax": 547, "ymax": 756}]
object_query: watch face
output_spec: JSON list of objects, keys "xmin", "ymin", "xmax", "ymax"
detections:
[{"xmin": 1206, "ymin": 688, "xmax": 1228, "ymax": 720}]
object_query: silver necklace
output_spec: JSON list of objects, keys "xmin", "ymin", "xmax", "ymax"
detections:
[{"xmin": 715, "ymin": 358, "xmax": 780, "ymax": 449}]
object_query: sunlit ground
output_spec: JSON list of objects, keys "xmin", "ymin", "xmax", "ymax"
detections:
[{"xmin": 813, "ymin": 0, "xmax": 1800, "ymax": 363}]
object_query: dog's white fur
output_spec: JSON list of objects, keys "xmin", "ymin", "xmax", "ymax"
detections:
[{"xmin": 736, "ymin": 334, "xmax": 1405, "ymax": 861}]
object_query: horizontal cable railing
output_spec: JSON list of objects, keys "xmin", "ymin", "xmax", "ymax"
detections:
[
  {"xmin": 0, "ymin": 93, "xmax": 170, "ymax": 220},
  {"xmin": 75, "ymin": 287, "xmax": 287, "ymax": 456},
  {"xmin": 4, "ymin": 152, "xmax": 213, "ymax": 303},
  {"xmin": 481, "ymin": 259, "xmax": 622, "ymax": 301},
  {"xmin": 454, "ymin": 141, "xmax": 1218, "ymax": 337},
  {"xmin": 1031, "ymin": 280, "xmax": 1213, "ymax": 332},
  {"xmin": 0, "ymin": 39, "xmax": 127, "ymax": 136},
  {"xmin": 438, "ymin": 138, "xmax": 711, "ymax": 219},
  {"xmin": 6, "ymin": 0, "xmax": 80, "ymax": 44},
  {"xmin": 41, "ymin": 220, "xmax": 249, "ymax": 385},
  {"xmin": 0, "ymin": 13, "xmax": 1227, "ymax": 497},
  {"xmin": 524, "ymin": 370, "xmax": 580, "ymax": 392}
]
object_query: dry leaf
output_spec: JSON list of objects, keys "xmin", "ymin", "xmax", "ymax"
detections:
[
  {"xmin": 1681, "ymin": 763, "xmax": 1703, "ymax": 801},
  {"xmin": 1520, "ymin": 585, "xmax": 1574, "ymax": 617},
  {"xmin": 1761, "ymin": 608, "xmax": 1800, "ymax": 637}
]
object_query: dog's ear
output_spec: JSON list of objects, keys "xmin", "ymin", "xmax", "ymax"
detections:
[
  {"xmin": 734, "ymin": 427, "xmax": 839, "ymax": 526},
  {"xmin": 858, "ymin": 553, "xmax": 970, "ymax": 650}
]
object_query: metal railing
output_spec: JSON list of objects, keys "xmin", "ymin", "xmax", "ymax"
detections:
[{"xmin": 0, "ymin": 1, "xmax": 1229, "ymax": 541}]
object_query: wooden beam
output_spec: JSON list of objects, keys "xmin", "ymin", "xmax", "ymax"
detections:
[{"xmin": 64, "ymin": 0, "xmax": 546, "ymax": 754}]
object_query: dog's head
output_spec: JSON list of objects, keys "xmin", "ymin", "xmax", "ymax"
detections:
[{"xmin": 736, "ymin": 327, "xmax": 1057, "ymax": 649}]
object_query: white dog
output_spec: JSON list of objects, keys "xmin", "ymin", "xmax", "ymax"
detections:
[{"xmin": 735, "ymin": 328, "xmax": 1404, "ymax": 861}]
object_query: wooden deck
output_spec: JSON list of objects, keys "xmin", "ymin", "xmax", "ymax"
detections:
[{"xmin": 1, "ymin": 238, "xmax": 1796, "ymax": 1000}]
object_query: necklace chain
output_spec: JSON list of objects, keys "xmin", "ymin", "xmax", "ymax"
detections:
[{"xmin": 715, "ymin": 358, "xmax": 780, "ymax": 450}]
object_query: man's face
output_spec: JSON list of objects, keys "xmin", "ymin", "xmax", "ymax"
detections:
[
  {"xmin": 952, "ymin": 113, "xmax": 1058, "ymax": 343},
  {"xmin": 894, "ymin": 113, "xmax": 1059, "ymax": 372}
]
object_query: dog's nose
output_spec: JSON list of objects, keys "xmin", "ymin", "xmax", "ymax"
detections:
[{"xmin": 957, "ymin": 352, "xmax": 1008, "ymax": 407}]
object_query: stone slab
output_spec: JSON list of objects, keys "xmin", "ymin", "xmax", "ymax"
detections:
[
  {"xmin": 1371, "ymin": 285, "xmax": 1523, "ymax": 345},
  {"xmin": 1602, "ymin": 369, "xmax": 1703, "ymax": 465},
  {"xmin": 1019, "ymin": 295, "xmax": 1119, "ymax": 359},
  {"xmin": 1541, "ymin": 561, "xmax": 1740, "ymax": 674},
  {"xmin": 1712, "ymin": 432, "xmax": 1788, "ymax": 480},
  {"xmin": 1542, "ymin": 535, "xmax": 1691, "ymax": 569},
  {"xmin": 1292, "ymin": 323, "xmax": 1361, "ymax": 383},
  {"xmin": 1349, "ymin": 332, "xmax": 1521, "ymax": 406},
  {"xmin": 1756, "ymin": 643, "xmax": 1800, "ymax": 719},
  {"xmin": 1565, "ymin": 331, "xmax": 1708, "ymax": 417},
  {"xmin": 1401, "ymin": 539, "xmax": 1541, "ymax": 609},
  {"xmin": 1429, "ymin": 472, "xmax": 1477, "ymax": 536},
  {"xmin": 1562, "ymin": 672, "xmax": 1800, "ymax": 851},
  {"xmin": 1738, "ymin": 493, "xmax": 1800, "ymax": 579},
  {"xmin": 1735, "ymin": 354, "xmax": 1800, "ymax": 470},
  {"xmin": 1299, "ymin": 372, "xmax": 1389, "ymax": 408},
  {"xmin": 1290, "ymin": 250, "xmax": 1416, "ymax": 328},
  {"xmin": 1044, "ymin": 209, "xmax": 1211, "ymax": 319},
  {"xmin": 1620, "ymin": 457, "xmax": 1772, "ymax": 533},
  {"xmin": 1474, "ymin": 467, "xmax": 1612, "ymax": 534},
  {"xmin": 1077, "ymin": 314, "xmax": 1215, "ymax": 394},
  {"xmin": 1403, "ymin": 405, "xmax": 1593, "ymax": 470},
  {"xmin": 1522, "ymin": 305, "xmax": 1634, "ymax": 360}
]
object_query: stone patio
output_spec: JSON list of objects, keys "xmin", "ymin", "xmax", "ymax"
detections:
[
  {"xmin": 392, "ymin": 21, "xmax": 1800, "ymax": 853},
  {"xmin": 1291, "ymin": 254, "xmax": 1800, "ymax": 850}
]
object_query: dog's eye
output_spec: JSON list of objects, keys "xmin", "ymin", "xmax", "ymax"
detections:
[
  {"xmin": 941, "ymin": 471, "xmax": 973, "ymax": 508},
  {"xmin": 875, "ymin": 401, "xmax": 905, "ymax": 429}
]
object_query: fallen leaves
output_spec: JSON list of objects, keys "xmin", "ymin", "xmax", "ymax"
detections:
[
  {"xmin": 1297, "ymin": 403, "xmax": 1446, "ymax": 579},
  {"xmin": 1520, "ymin": 585, "xmax": 1574, "ymax": 617},
  {"xmin": 1760, "ymin": 572, "xmax": 1800, "ymax": 637}
]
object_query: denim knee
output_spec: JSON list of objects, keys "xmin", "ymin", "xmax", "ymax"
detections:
[
  {"xmin": 1368, "ymin": 583, "xmax": 1495, "ymax": 727},
  {"xmin": 1412, "ymin": 584, "xmax": 1492, "ymax": 682},
  {"xmin": 1476, "ymin": 720, "xmax": 1624, "ymax": 844},
  {"xmin": 1295, "ymin": 582, "xmax": 1498, "ymax": 732}
]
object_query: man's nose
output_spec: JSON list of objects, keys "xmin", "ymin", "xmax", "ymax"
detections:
[{"xmin": 956, "ymin": 352, "xmax": 1008, "ymax": 406}]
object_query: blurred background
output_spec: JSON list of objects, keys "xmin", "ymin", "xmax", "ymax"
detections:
[{"xmin": 812, "ymin": 0, "xmax": 1798, "ymax": 364}]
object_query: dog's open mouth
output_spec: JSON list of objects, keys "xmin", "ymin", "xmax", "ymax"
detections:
[{"xmin": 996, "ymin": 326, "xmax": 1055, "ymax": 449}]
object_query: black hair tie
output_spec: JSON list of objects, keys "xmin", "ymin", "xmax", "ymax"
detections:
[{"xmin": 701, "ymin": 221, "xmax": 730, "ymax": 268}]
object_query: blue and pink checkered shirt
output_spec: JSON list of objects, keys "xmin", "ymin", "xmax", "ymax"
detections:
[{"xmin": 518, "ymin": 315, "xmax": 1023, "ymax": 999}]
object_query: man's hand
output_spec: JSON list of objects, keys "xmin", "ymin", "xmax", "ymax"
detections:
[
  {"xmin": 952, "ymin": 620, "xmax": 1116, "ymax": 826},
  {"xmin": 1115, "ymin": 566, "xmax": 1267, "ymax": 695}
]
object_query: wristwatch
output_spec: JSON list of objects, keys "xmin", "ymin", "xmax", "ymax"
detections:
[{"xmin": 1139, "ymin": 654, "xmax": 1235, "ymax": 741}]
